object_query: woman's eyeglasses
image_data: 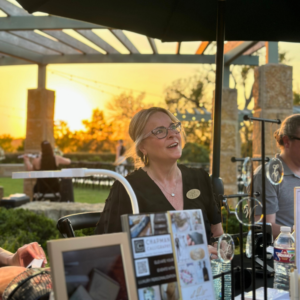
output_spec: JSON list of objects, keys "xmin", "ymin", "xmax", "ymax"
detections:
[{"xmin": 143, "ymin": 122, "xmax": 181, "ymax": 139}]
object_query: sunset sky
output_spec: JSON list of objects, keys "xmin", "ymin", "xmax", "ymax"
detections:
[{"xmin": 1, "ymin": 2, "xmax": 300, "ymax": 138}]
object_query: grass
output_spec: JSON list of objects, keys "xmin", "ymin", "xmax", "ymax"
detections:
[{"xmin": 0, "ymin": 178, "xmax": 110, "ymax": 204}]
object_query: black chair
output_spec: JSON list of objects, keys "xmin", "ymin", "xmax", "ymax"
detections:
[
  {"xmin": 56, "ymin": 212, "xmax": 101, "ymax": 238},
  {"xmin": 33, "ymin": 178, "xmax": 61, "ymax": 202}
]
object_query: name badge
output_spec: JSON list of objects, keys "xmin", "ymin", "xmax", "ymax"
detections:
[{"xmin": 186, "ymin": 189, "xmax": 201, "ymax": 199}]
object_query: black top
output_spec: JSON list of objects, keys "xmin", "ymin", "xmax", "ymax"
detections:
[
  {"xmin": 95, "ymin": 165, "xmax": 221, "ymax": 241},
  {"xmin": 119, "ymin": 145, "xmax": 126, "ymax": 156}
]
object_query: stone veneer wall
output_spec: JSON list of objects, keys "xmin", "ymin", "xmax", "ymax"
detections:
[
  {"xmin": 252, "ymin": 64, "xmax": 293, "ymax": 161},
  {"xmin": 15, "ymin": 201, "xmax": 104, "ymax": 222},
  {"xmin": 24, "ymin": 88, "xmax": 56, "ymax": 199},
  {"xmin": 210, "ymin": 88, "xmax": 240, "ymax": 201},
  {"xmin": 0, "ymin": 164, "xmax": 24, "ymax": 177}
]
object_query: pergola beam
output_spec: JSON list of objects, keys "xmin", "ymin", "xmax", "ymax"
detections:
[
  {"xmin": 0, "ymin": 16, "xmax": 106, "ymax": 31},
  {"xmin": 40, "ymin": 54, "xmax": 258, "ymax": 65},
  {"xmin": 110, "ymin": 29, "xmax": 140, "ymax": 54},
  {"xmin": 224, "ymin": 41, "xmax": 258, "ymax": 65},
  {"xmin": 147, "ymin": 37, "xmax": 158, "ymax": 54},
  {"xmin": 10, "ymin": 31, "xmax": 80, "ymax": 54},
  {"xmin": 0, "ymin": 54, "xmax": 31, "ymax": 65},
  {"xmin": 43, "ymin": 30, "xmax": 100, "ymax": 54},
  {"xmin": 76, "ymin": 30, "xmax": 119, "ymax": 54},
  {"xmin": 0, "ymin": 40, "xmax": 42, "ymax": 63},
  {"xmin": 196, "ymin": 41, "xmax": 210, "ymax": 55},
  {"xmin": 0, "ymin": 31, "xmax": 59, "ymax": 55}
]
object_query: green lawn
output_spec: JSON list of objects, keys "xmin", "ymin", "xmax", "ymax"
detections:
[{"xmin": 0, "ymin": 178, "xmax": 109, "ymax": 204}]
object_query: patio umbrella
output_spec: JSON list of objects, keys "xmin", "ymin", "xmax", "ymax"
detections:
[
  {"xmin": 16, "ymin": 0, "xmax": 300, "ymax": 42},
  {"xmin": 15, "ymin": 1, "xmax": 300, "ymax": 298},
  {"xmin": 16, "ymin": 0, "xmax": 300, "ymax": 187}
]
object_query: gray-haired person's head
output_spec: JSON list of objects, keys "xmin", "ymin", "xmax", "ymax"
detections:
[{"xmin": 274, "ymin": 114, "xmax": 300, "ymax": 147}]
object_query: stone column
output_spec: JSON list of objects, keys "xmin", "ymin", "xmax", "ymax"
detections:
[
  {"xmin": 252, "ymin": 64, "xmax": 293, "ymax": 160},
  {"xmin": 210, "ymin": 88, "xmax": 240, "ymax": 200},
  {"xmin": 23, "ymin": 88, "xmax": 55, "ymax": 199}
]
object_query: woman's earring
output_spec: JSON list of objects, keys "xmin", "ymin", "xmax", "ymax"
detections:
[{"xmin": 142, "ymin": 153, "xmax": 149, "ymax": 166}]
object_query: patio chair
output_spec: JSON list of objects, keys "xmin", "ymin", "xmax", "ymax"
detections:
[
  {"xmin": 33, "ymin": 178, "xmax": 61, "ymax": 202},
  {"xmin": 56, "ymin": 211, "xmax": 101, "ymax": 238}
]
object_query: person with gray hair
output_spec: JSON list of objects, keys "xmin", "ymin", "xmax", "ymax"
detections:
[{"xmin": 254, "ymin": 114, "xmax": 300, "ymax": 238}]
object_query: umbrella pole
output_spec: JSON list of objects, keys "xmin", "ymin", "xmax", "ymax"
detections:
[{"xmin": 212, "ymin": 0, "xmax": 226, "ymax": 197}]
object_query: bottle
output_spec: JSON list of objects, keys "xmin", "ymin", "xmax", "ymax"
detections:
[
  {"xmin": 211, "ymin": 259, "xmax": 222, "ymax": 300},
  {"xmin": 203, "ymin": 260, "xmax": 209, "ymax": 281},
  {"xmin": 273, "ymin": 226, "xmax": 295, "ymax": 291},
  {"xmin": 221, "ymin": 262, "xmax": 231, "ymax": 300},
  {"xmin": 211, "ymin": 259, "xmax": 231, "ymax": 300}
]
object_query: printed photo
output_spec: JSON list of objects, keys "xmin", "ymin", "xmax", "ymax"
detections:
[
  {"xmin": 171, "ymin": 212, "xmax": 192, "ymax": 233},
  {"xmin": 189, "ymin": 247, "xmax": 206, "ymax": 261},
  {"xmin": 186, "ymin": 232, "xmax": 204, "ymax": 246},
  {"xmin": 129, "ymin": 215, "xmax": 152, "ymax": 238},
  {"xmin": 191, "ymin": 211, "xmax": 203, "ymax": 230},
  {"xmin": 174, "ymin": 234, "xmax": 189, "ymax": 261},
  {"xmin": 178, "ymin": 262, "xmax": 196, "ymax": 287},
  {"xmin": 160, "ymin": 282, "xmax": 180, "ymax": 300},
  {"xmin": 138, "ymin": 285, "xmax": 161, "ymax": 300},
  {"xmin": 150, "ymin": 213, "xmax": 169, "ymax": 235}
]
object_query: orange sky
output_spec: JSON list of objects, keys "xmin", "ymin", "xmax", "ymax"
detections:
[{"xmin": 1, "ymin": 42, "xmax": 300, "ymax": 138}]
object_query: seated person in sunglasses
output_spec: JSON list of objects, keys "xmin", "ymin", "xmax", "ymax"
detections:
[
  {"xmin": 253, "ymin": 114, "xmax": 300, "ymax": 238},
  {"xmin": 95, "ymin": 107, "xmax": 223, "ymax": 259}
]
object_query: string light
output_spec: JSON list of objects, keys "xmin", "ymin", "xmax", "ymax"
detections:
[
  {"xmin": 49, "ymin": 72, "xmax": 116, "ymax": 96},
  {"xmin": 48, "ymin": 69, "xmax": 163, "ymax": 99}
]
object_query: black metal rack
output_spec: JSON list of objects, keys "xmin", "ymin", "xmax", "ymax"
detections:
[{"xmin": 213, "ymin": 114, "xmax": 281, "ymax": 300}]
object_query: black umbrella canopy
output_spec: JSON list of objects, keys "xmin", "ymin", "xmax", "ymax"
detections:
[{"xmin": 17, "ymin": 0, "xmax": 300, "ymax": 42}]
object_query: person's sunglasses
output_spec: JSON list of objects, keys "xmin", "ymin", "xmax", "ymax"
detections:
[
  {"xmin": 289, "ymin": 136, "xmax": 300, "ymax": 141},
  {"xmin": 143, "ymin": 122, "xmax": 181, "ymax": 139}
]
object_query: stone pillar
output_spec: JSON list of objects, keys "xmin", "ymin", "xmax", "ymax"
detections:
[
  {"xmin": 23, "ymin": 88, "xmax": 55, "ymax": 199},
  {"xmin": 252, "ymin": 64, "xmax": 293, "ymax": 161},
  {"xmin": 210, "ymin": 88, "xmax": 240, "ymax": 200}
]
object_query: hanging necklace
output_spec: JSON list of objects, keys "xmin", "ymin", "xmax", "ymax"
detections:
[{"xmin": 148, "ymin": 170, "xmax": 178, "ymax": 197}]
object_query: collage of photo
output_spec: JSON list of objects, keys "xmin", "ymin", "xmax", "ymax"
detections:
[
  {"xmin": 169, "ymin": 210, "xmax": 214, "ymax": 299},
  {"xmin": 138, "ymin": 282, "xmax": 180, "ymax": 300},
  {"xmin": 129, "ymin": 213, "xmax": 169, "ymax": 238}
]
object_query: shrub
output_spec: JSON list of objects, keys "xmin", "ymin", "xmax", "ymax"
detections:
[
  {"xmin": 180, "ymin": 142, "xmax": 209, "ymax": 163},
  {"xmin": 0, "ymin": 208, "xmax": 59, "ymax": 256}
]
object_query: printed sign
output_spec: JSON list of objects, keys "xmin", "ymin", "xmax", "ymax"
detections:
[
  {"xmin": 168, "ymin": 210, "xmax": 215, "ymax": 300},
  {"xmin": 127, "ymin": 213, "xmax": 180, "ymax": 300}
]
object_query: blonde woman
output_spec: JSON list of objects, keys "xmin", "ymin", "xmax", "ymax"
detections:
[{"xmin": 96, "ymin": 107, "xmax": 223, "ymax": 258}]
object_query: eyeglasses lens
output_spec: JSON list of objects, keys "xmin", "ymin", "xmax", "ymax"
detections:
[{"xmin": 153, "ymin": 123, "xmax": 181, "ymax": 139}]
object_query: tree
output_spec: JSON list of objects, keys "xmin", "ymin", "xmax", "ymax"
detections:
[
  {"xmin": 105, "ymin": 92, "xmax": 156, "ymax": 142},
  {"xmin": 0, "ymin": 134, "xmax": 14, "ymax": 152},
  {"xmin": 54, "ymin": 120, "xmax": 77, "ymax": 152},
  {"xmin": 164, "ymin": 73, "xmax": 214, "ymax": 113},
  {"xmin": 164, "ymin": 73, "xmax": 214, "ymax": 146},
  {"xmin": 293, "ymin": 91, "xmax": 300, "ymax": 105},
  {"xmin": 77, "ymin": 109, "xmax": 114, "ymax": 152}
]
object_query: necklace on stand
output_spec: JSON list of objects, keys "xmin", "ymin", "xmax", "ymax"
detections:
[{"xmin": 148, "ymin": 170, "xmax": 178, "ymax": 197}]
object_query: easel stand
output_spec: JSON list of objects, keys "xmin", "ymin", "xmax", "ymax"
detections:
[{"xmin": 243, "ymin": 115, "xmax": 281, "ymax": 300}]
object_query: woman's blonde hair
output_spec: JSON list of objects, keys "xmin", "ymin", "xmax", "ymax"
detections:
[
  {"xmin": 126, "ymin": 107, "xmax": 184, "ymax": 168},
  {"xmin": 274, "ymin": 114, "xmax": 300, "ymax": 147}
]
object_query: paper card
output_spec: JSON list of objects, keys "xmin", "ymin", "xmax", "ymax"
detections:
[{"xmin": 26, "ymin": 258, "xmax": 44, "ymax": 268}]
